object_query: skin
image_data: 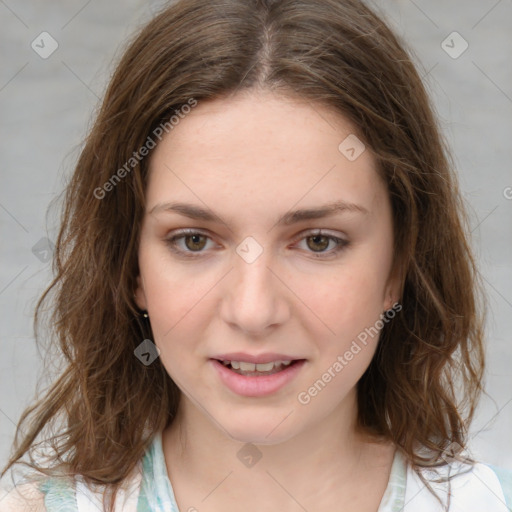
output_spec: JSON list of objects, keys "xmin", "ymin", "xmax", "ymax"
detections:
[{"xmin": 135, "ymin": 89, "xmax": 401, "ymax": 511}]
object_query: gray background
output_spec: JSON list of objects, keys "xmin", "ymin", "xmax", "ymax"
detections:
[{"xmin": 1, "ymin": 0, "xmax": 511, "ymax": 481}]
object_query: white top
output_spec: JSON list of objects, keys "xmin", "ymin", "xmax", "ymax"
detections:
[{"xmin": 2, "ymin": 431, "xmax": 511, "ymax": 511}]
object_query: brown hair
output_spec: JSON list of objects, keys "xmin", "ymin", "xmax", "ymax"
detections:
[{"xmin": 2, "ymin": 0, "xmax": 486, "ymax": 510}]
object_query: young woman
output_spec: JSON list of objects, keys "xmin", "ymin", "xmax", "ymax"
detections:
[{"xmin": 2, "ymin": 0, "xmax": 511, "ymax": 511}]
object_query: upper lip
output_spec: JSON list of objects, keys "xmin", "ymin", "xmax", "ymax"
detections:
[{"xmin": 211, "ymin": 352, "xmax": 304, "ymax": 364}]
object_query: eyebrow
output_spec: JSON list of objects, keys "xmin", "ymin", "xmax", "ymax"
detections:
[{"xmin": 149, "ymin": 200, "xmax": 369, "ymax": 226}]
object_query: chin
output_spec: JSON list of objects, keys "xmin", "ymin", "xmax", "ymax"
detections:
[{"xmin": 219, "ymin": 417, "xmax": 298, "ymax": 446}]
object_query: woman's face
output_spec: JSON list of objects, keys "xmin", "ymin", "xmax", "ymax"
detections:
[{"xmin": 135, "ymin": 90, "xmax": 400, "ymax": 444}]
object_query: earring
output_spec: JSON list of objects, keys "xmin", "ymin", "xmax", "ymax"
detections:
[{"xmin": 142, "ymin": 311, "xmax": 149, "ymax": 318}]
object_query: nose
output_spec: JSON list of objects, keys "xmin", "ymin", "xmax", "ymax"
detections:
[{"xmin": 220, "ymin": 244, "xmax": 291, "ymax": 336}]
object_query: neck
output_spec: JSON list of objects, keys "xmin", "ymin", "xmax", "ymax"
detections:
[{"xmin": 162, "ymin": 389, "xmax": 392, "ymax": 506}]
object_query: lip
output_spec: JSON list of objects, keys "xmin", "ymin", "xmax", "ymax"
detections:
[
  {"xmin": 211, "ymin": 352, "xmax": 301, "ymax": 364},
  {"xmin": 210, "ymin": 358, "xmax": 306, "ymax": 397}
]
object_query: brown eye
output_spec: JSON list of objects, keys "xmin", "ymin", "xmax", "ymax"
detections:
[
  {"xmin": 165, "ymin": 230, "xmax": 214, "ymax": 258},
  {"xmin": 165, "ymin": 229, "xmax": 349, "ymax": 260},
  {"xmin": 183, "ymin": 234, "xmax": 208, "ymax": 251},
  {"xmin": 306, "ymin": 234, "xmax": 330, "ymax": 252},
  {"xmin": 294, "ymin": 230, "xmax": 349, "ymax": 258}
]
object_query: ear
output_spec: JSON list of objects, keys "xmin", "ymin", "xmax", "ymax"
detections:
[
  {"xmin": 134, "ymin": 274, "xmax": 148, "ymax": 311},
  {"xmin": 383, "ymin": 261, "xmax": 403, "ymax": 312}
]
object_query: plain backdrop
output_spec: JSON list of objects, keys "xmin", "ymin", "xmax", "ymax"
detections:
[{"xmin": 1, "ymin": 0, "xmax": 511, "ymax": 481}]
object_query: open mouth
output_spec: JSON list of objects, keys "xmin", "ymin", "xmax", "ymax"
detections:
[
  {"xmin": 214, "ymin": 359, "xmax": 304, "ymax": 377},
  {"xmin": 210, "ymin": 358, "xmax": 307, "ymax": 396}
]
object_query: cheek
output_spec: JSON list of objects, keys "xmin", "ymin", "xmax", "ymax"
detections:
[
  {"xmin": 138, "ymin": 246, "xmax": 202, "ymax": 350},
  {"xmin": 289, "ymin": 258, "xmax": 390, "ymax": 384},
  {"xmin": 139, "ymin": 240, "xmax": 205, "ymax": 317},
  {"xmin": 294, "ymin": 263, "xmax": 386, "ymax": 338}
]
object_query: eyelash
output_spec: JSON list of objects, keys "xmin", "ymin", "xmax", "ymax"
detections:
[{"xmin": 164, "ymin": 228, "xmax": 349, "ymax": 259}]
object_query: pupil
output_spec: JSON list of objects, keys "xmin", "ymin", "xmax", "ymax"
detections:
[
  {"xmin": 187, "ymin": 234, "xmax": 205, "ymax": 251},
  {"xmin": 309, "ymin": 235, "xmax": 328, "ymax": 251}
]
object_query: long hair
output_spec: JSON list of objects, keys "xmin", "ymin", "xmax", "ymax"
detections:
[{"xmin": 2, "ymin": 0, "xmax": 486, "ymax": 510}]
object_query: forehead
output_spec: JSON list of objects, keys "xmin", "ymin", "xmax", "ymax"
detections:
[{"xmin": 146, "ymin": 90, "xmax": 387, "ymax": 218}]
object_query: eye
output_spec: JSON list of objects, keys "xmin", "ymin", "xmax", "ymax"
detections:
[
  {"xmin": 164, "ymin": 229, "xmax": 349, "ymax": 259},
  {"xmin": 165, "ymin": 229, "xmax": 216, "ymax": 257},
  {"xmin": 292, "ymin": 230, "xmax": 349, "ymax": 258}
]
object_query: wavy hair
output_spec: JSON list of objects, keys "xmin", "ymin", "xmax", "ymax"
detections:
[{"xmin": 2, "ymin": 0, "xmax": 486, "ymax": 510}]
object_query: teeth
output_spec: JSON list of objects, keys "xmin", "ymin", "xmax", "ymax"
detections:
[
  {"xmin": 254, "ymin": 362, "xmax": 274, "ymax": 372},
  {"xmin": 221, "ymin": 360, "xmax": 293, "ymax": 372}
]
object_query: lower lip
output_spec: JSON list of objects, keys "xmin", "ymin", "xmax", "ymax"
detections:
[{"xmin": 210, "ymin": 359, "xmax": 306, "ymax": 397}]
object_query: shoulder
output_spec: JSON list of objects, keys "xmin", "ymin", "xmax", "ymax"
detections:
[
  {"xmin": 404, "ymin": 458, "xmax": 512, "ymax": 512},
  {"xmin": 0, "ymin": 460, "xmax": 144, "ymax": 512},
  {"xmin": 452, "ymin": 461, "xmax": 512, "ymax": 510},
  {"xmin": 484, "ymin": 463, "xmax": 512, "ymax": 509},
  {"xmin": 1, "ymin": 474, "xmax": 79, "ymax": 512},
  {"xmin": 0, "ymin": 482, "xmax": 46, "ymax": 512}
]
